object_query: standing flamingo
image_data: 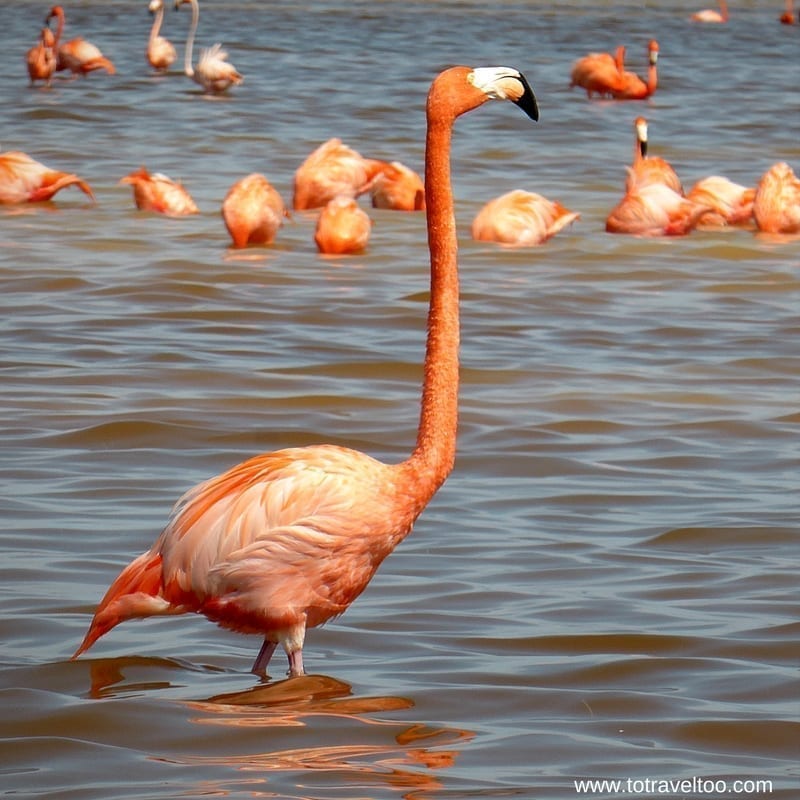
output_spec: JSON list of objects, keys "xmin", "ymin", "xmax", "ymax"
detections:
[
  {"xmin": 605, "ymin": 181, "xmax": 710, "ymax": 236},
  {"xmin": 71, "ymin": 64, "xmax": 539, "ymax": 678},
  {"xmin": 569, "ymin": 45, "xmax": 626, "ymax": 98},
  {"xmin": 691, "ymin": 0, "xmax": 729, "ymax": 22},
  {"xmin": 471, "ymin": 189, "xmax": 579, "ymax": 246},
  {"xmin": 314, "ymin": 196, "xmax": 373, "ymax": 254},
  {"xmin": 48, "ymin": 5, "xmax": 116, "ymax": 76},
  {"xmin": 0, "ymin": 148, "xmax": 94, "ymax": 204},
  {"xmin": 26, "ymin": 26, "xmax": 57, "ymax": 87},
  {"xmin": 293, "ymin": 138, "xmax": 389, "ymax": 211},
  {"xmin": 146, "ymin": 0, "xmax": 177, "ymax": 72},
  {"xmin": 627, "ymin": 116, "xmax": 683, "ymax": 194},
  {"xmin": 752, "ymin": 162, "xmax": 800, "ymax": 234},
  {"xmin": 222, "ymin": 173, "xmax": 287, "ymax": 248},
  {"xmin": 174, "ymin": 0, "xmax": 242, "ymax": 93},
  {"xmin": 613, "ymin": 40, "xmax": 659, "ymax": 100},
  {"xmin": 120, "ymin": 166, "xmax": 199, "ymax": 216}
]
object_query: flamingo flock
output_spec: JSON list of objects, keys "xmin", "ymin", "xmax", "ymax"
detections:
[{"xmin": 4, "ymin": 3, "xmax": 799, "ymax": 677}]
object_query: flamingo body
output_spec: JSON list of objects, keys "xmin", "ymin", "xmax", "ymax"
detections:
[
  {"xmin": 222, "ymin": 173, "xmax": 287, "ymax": 247},
  {"xmin": 72, "ymin": 64, "xmax": 539, "ymax": 678},
  {"xmin": 293, "ymin": 138, "xmax": 387, "ymax": 211},
  {"xmin": 120, "ymin": 166, "xmax": 199, "ymax": 216},
  {"xmin": 569, "ymin": 45, "xmax": 626, "ymax": 98},
  {"xmin": 471, "ymin": 189, "xmax": 579, "ymax": 246},
  {"xmin": 752, "ymin": 162, "xmax": 800, "ymax": 234},
  {"xmin": 48, "ymin": 6, "xmax": 115, "ymax": 76},
  {"xmin": 314, "ymin": 196, "xmax": 372, "ymax": 254},
  {"xmin": 147, "ymin": 0, "xmax": 177, "ymax": 72},
  {"xmin": 27, "ymin": 27, "xmax": 57, "ymax": 87},
  {"xmin": 691, "ymin": 0, "xmax": 729, "ymax": 22},
  {"xmin": 370, "ymin": 161, "xmax": 425, "ymax": 211},
  {"xmin": 613, "ymin": 40, "xmax": 659, "ymax": 100},
  {"xmin": 175, "ymin": 0, "xmax": 242, "ymax": 94},
  {"xmin": 687, "ymin": 176, "xmax": 755, "ymax": 227},
  {"xmin": 0, "ymin": 149, "xmax": 94, "ymax": 204}
]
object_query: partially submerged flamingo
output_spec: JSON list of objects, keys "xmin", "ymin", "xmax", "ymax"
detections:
[
  {"xmin": 752, "ymin": 162, "xmax": 800, "ymax": 234},
  {"xmin": 119, "ymin": 166, "xmax": 199, "ymax": 216},
  {"xmin": 222, "ymin": 173, "xmax": 287, "ymax": 247},
  {"xmin": 0, "ymin": 148, "xmax": 94, "ymax": 204},
  {"xmin": 314, "ymin": 195, "xmax": 372, "ymax": 254}
]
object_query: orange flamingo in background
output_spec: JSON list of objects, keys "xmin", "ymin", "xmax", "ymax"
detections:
[
  {"xmin": 687, "ymin": 176, "xmax": 755, "ymax": 228},
  {"xmin": 780, "ymin": 0, "xmax": 796, "ymax": 23},
  {"xmin": 48, "ymin": 5, "xmax": 116, "ymax": 76},
  {"xmin": 613, "ymin": 40, "xmax": 659, "ymax": 100},
  {"xmin": 627, "ymin": 116, "xmax": 683, "ymax": 194},
  {"xmin": 471, "ymin": 189, "xmax": 579, "ymax": 246},
  {"xmin": 752, "ymin": 162, "xmax": 800, "ymax": 234},
  {"xmin": 146, "ymin": 0, "xmax": 177, "ymax": 72},
  {"xmin": 71, "ymin": 64, "xmax": 539, "ymax": 678},
  {"xmin": 569, "ymin": 44, "xmax": 626, "ymax": 98},
  {"xmin": 0, "ymin": 148, "xmax": 94, "ymax": 203},
  {"xmin": 222, "ymin": 173, "xmax": 288, "ymax": 248},
  {"xmin": 370, "ymin": 161, "xmax": 425, "ymax": 211},
  {"xmin": 174, "ymin": 0, "xmax": 242, "ymax": 93},
  {"xmin": 120, "ymin": 166, "xmax": 199, "ymax": 215},
  {"xmin": 293, "ymin": 138, "xmax": 389, "ymax": 211},
  {"xmin": 606, "ymin": 181, "xmax": 710, "ymax": 236},
  {"xmin": 26, "ymin": 26, "xmax": 57, "ymax": 87},
  {"xmin": 691, "ymin": 0, "xmax": 729, "ymax": 22},
  {"xmin": 314, "ymin": 196, "xmax": 373, "ymax": 254}
]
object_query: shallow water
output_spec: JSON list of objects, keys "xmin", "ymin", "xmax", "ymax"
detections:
[{"xmin": 1, "ymin": 1, "xmax": 798, "ymax": 798}]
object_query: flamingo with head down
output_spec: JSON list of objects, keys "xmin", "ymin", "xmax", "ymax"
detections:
[
  {"xmin": 70, "ymin": 64, "xmax": 539, "ymax": 679},
  {"xmin": 146, "ymin": 0, "xmax": 177, "ymax": 72},
  {"xmin": 691, "ymin": 0, "xmax": 729, "ymax": 22},
  {"xmin": 314, "ymin": 196, "xmax": 373, "ymax": 254},
  {"xmin": 752, "ymin": 162, "xmax": 800, "ymax": 234},
  {"xmin": 370, "ymin": 161, "xmax": 425, "ymax": 211},
  {"xmin": 222, "ymin": 173, "xmax": 288, "ymax": 248},
  {"xmin": 48, "ymin": 5, "xmax": 116, "ymax": 76},
  {"xmin": 120, "ymin": 166, "xmax": 199, "ymax": 216},
  {"xmin": 687, "ymin": 176, "xmax": 755, "ymax": 228},
  {"xmin": 174, "ymin": 0, "xmax": 242, "ymax": 94},
  {"xmin": 471, "ymin": 189, "xmax": 579, "ymax": 247},
  {"xmin": 0, "ymin": 148, "xmax": 94, "ymax": 204}
]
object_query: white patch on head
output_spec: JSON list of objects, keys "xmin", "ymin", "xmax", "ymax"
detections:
[
  {"xmin": 636, "ymin": 119, "xmax": 649, "ymax": 143},
  {"xmin": 468, "ymin": 66, "xmax": 524, "ymax": 101}
]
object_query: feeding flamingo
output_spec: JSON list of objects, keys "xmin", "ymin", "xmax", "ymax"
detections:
[
  {"xmin": 71, "ymin": 64, "xmax": 539, "ymax": 678},
  {"xmin": 146, "ymin": 0, "xmax": 177, "ymax": 72},
  {"xmin": 606, "ymin": 181, "xmax": 710, "ymax": 236},
  {"xmin": 293, "ymin": 138, "xmax": 389, "ymax": 211},
  {"xmin": 48, "ymin": 5, "xmax": 116, "ymax": 76},
  {"xmin": 370, "ymin": 161, "xmax": 425, "ymax": 211},
  {"xmin": 222, "ymin": 173, "xmax": 288, "ymax": 248},
  {"xmin": 686, "ymin": 176, "xmax": 755, "ymax": 228},
  {"xmin": 26, "ymin": 26, "xmax": 57, "ymax": 87},
  {"xmin": 174, "ymin": 0, "xmax": 242, "ymax": 94},
  {"xmin": 627, "ymin": 116, "xmax": 683, "ymax": 194},
  {"xmin": 752, "ymin": 162, "xmax": 800, "ymax": 234},
  {"xmin": 691, "ymin": 0, "xmax": 729, "ymax": 22},
  {"xmin": 0, "ymin": 148, "xmax": 94, "ymax": 204},
  {"xmin": 471, "ymin": 189, "xmax": 579, "ymax": 247},
  {"xmin": 314, "ymin": 195, "xmax": 373, "ymax": 254},
  {"xmin": 120, "ymin": 166, "xmax": 199, "ymax": 216},
  {"xmin": 569, "ymin": 44, "xmax": 626, "ymax": 98}
]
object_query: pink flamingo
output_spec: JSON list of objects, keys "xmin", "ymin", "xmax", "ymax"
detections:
[
  {"xmin": 569, "ymin": 45, "xmax": 626, "ymax": 98},
  {"xmin": 119, "ymin": 166, "xmax": 198, "ymax": 216},
  {"xmin": 613, "ymin": 40, "xmax": 659, "ymax": 100},
  {"xmin": 370, "ymin": 161, "xmax": 425, "ymax": 211},
  {"xmin": 48, "ymin": 5, "xmax": 116, "ymax": 76},
  {"xmin": 0, "ymin": 148, "xmax": 94, "ymax": 203},
  {"xmin": 627, "ymin": 116, "xmax": 683, "ymax": 194},
  {"xmin": 146, "ymin": 0, "xmax": 177, "ymax": 72},
  {"xmin": 691, "ymin": 0, "xmax": 729, "ymax": 22},
  {"xmin": 70, "ymin": 65, "xmax": 539, "ymax": 678},
  {"xmin": 752, "ymin": 162, "xmax": 800, "ymax": 234},
  {"xmin": 222, "ymin": 173, "xmax": 287, "ymax": 248},
  {"xmin": 314, "ymin": 196, "xmax": 372, "ymax": 254},
  {"xmin": 26, "ymin": 26, "xmax": 57, "ymax": 87},
  {"xmin": 687, "ymin": 176, "xmax": 755, "ymax": 228}
]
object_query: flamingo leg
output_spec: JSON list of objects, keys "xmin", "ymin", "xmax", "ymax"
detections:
[
  {"xmin": 287, "ymin": 649, "xmax": 305, "ymax": 677},
  {"xmin": 251, "ymin": 638, "xmax": 277, "ymax": 676}
]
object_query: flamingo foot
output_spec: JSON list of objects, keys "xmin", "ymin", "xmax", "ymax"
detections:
[{"xmin": 251, "ymin": 638, "xmax": 277, "ymax": 676}]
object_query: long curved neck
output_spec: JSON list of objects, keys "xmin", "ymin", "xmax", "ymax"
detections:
[
  {"xmin": 184, "ymin": 0, "xmax": 199, "ymax": 76},
  {"xmin": 150, "ymin": 7, "xmax": 164, "ymax": 47},
  {"xmin": 404, "ymin": 101, "xmax": 460, "ymax": 497},
  {"xmin": 51, "ymin": 9, "xmax": 64, "ymax": 49}
]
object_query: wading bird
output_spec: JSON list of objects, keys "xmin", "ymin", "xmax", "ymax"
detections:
[
  {"xmin": 0, "ymin": 148, "xmax": 94, "ymax": 204},
  {"xmin": 613, "ymin": 40, "xmax": 659, "ymax": 100},
  {"xmin": 174, "ymin": 0, "xmax": 242, "ymax": 93},
  {"xmin": 72, "ymin": 64, "xmax": 539, "ymax": 678},
  {"xmin": 686, "ymin": 176, "xmax": 755, "ymax": 228},
  {"xmin": 146, "ymin": 0, "xmax": 177, "ymax": 72},
  {"xmin": 691, "ymin": 0, "xmax": 729, "ymax": 22},
  {"xmin": 120, "ymin": 166, "xmax": 199, "ymax": 216},
  {"xmin": 752, "ymin": 162, "xmax": 800, "ymax": 234},
  {"xmin": 222, "ymin": 173, "xmax": 287, "ymax": 247},
  {"xmin": 569, "ymin": 44, "xmax": 626, "ymax": 98},
  {"xmin": 471, "ymin": 189, "xmax": 579, "ymax": 246},
  {"xmin": 370, "ymin": 161, "xmax": 425, "ymax": 211},
  {"xmin": 627, "ymin": 116, "xmax": 683, "ymax": 194},
  {"xmin": 48, "ymin": 5, "xmax": 116, "ymax": 76},
  {"xmin": 26, "ymin": 26, "xmax": 57, "ymax": 87},
  {"xmin": 314, "ymin": 195, "xmax": 372, "ymax": 254}
]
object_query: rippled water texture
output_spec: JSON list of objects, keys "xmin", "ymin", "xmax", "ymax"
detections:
[{"xmin": 1, "ymin": 1, "xmax": 798, "ymax": 798}]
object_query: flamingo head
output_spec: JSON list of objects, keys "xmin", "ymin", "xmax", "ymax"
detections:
[{"xmin": 648, "ymin": 40, "xmax": 660, "ymax": 65}]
